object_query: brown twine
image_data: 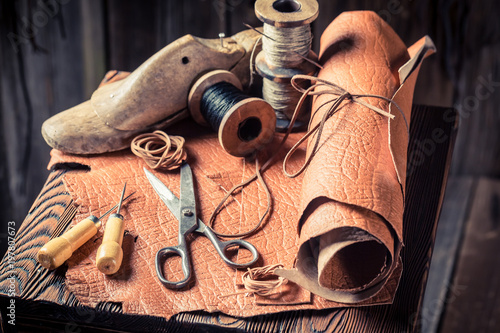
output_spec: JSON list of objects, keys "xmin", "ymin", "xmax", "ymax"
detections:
[
  {"xmin": 248, "ymin": 35, "xmax": 262, "ymax": 89},
  {"xmin": 212, "ymin": 75, "xmax": 408, "ymax": 300},
  {"xmin": 243, "ymin": 23, "xmax": 324, "ymax": 70},
  {"xmin": 282, "ymin": 74, "xmax": 408, "ymax": 178},
  {"xmin": 208, "ymin": 157, "xmax": 271, "ymax": 238},
  {"xmin": 219, "ymin": 264, "xmax": 287, "ymax": 298},
  {"xmin": 242, "ymin": 264, "xmax": 287, "ymax": 296},
  {"xmin": 208, "ymin": 75, "xmax": 407, "ymax": 238},
  {"xmin": 131, "ymin": 130, "xmax": 187, "ymax": 170}
]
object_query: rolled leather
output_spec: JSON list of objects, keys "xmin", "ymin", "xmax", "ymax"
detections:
[{"xmin": 276, "ymin": 11, "xmax": 435, "ymax": 302}]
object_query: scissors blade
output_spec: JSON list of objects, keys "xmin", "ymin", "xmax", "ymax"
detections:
[
  {"xmin": 143, "ymin": 167, "xmax": 198, "ymax": 234},
  {"xmin": 144, "ymin": 167, "xmax": 182, "ymax": 220},
  {"xmin": 179, "ymin": 164, "xmax": 198, "ymax": 234}
]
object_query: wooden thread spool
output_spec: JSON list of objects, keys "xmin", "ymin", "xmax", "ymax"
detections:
[
  {"xmin": 188, "ymin": 70, "xmax": 276, "ymax": 157},
  {"xmin": 254, "ymin": 0, "xmax": 319, "ymax": 132}
]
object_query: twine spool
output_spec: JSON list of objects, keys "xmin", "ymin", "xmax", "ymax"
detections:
[
  {"xmin": 188, "ymin": 70, "xmax": 276, "ymax": 157},
  {"xmin": 255, "ymin": 0, "xmax": 319, "ymax": 132}
]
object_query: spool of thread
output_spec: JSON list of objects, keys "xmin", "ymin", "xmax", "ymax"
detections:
[
  {"xmin": 254, "ymin": 0, "xmax": 319, "ymax": 131},
  {"xmin": 188, "ymin": 70, "xmax": 276, "ymax": 157}
]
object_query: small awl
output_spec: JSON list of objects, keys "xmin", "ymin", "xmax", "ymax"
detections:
[
  {"xmin": 37, "ymin": 191, "xmax": 134, "ymax": 270},
  {"xmin": 96, "ymin": 183, "xmax": 128, "ymax": 275}
]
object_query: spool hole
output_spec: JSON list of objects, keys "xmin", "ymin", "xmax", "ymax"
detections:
[
  {"xmin": 273, "ymin": 0, "xmax": 301, "ymax": 13},
  {"xmin": 238, "ymin": 117, "xmax": 262, "ymax": 142},
  {"xmin": 182, "ymin": 56, "xmax": 189, "ymax": 64}
]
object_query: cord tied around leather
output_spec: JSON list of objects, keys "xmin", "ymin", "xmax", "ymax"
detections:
[{"xmin": 282, "ymin": 74, "xmax": 408, "ymax": 178}]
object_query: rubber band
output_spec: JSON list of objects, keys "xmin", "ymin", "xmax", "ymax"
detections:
[{"xmin": 131, "ymin": 130, "xmax": 186, "ymax": 170}]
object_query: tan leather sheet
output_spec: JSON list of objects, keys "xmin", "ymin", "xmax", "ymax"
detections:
[{"xmin": 48, "ymin": 127, "xmax": 398, "ymax": 319}]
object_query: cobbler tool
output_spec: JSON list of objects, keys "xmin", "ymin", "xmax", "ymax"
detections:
[
  {"xmin": 37, "ymin": 191, "xmax": 134, "ymax": 270},
  {"xmin": 96, "ymin": 183, "xmax": 129, "ymax": 275},
  {"xmin": 254, "ymin": 0, "xmax": 319, "ymax": 131},
  {"xmin": 188, "ymin": 69, "xmax": 276, "ymax": 157},
  {"xmin": 41, "ymin": 29, "xmax": 263, "ymax": 155},
  {"xmin": 144, "ymin": 164, "xmax": 259, "ymax": 289}
]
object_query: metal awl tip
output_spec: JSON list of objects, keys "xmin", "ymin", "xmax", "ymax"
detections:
[{"xmin": 116, "ymin": 182, "xmax": 127, "ymax": 215}]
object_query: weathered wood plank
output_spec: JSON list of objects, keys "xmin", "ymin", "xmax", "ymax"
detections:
[
  {"xmin": 80, "ymin": 1, "xmax": 106, "ymax": 99},
  {"xmin": 0, "ymin": 30, "xmax": 13, "ymax": 258},
  {"xmin": 448, "ymin": 0, "xmax": 500, "ymax": 176},
  {"xmin": 0, "ymin": 0, "xmax": 86, "ymax": 232},
  {"xmin": 106, "ymin": 0, "xmax": 159, "ymax": 71},
  {"xmin": 421, "ymin": 177, "xmax": 476, "ymax": 333},
  {"xmin": 226, "ymin": 0, "xmax": 261, "ymax": 37},
  {"xmin": 156, "ymin": 0, "xmax": 224, "ymax": 49},
  {"xmin": 440, "ymin": 178, "xmax": 500, "ymax": 333},
  {"xmin": 0, "ymin": 170, "xmax": 78, "ymax": 306},
  {"xmin": 450, "ymin": 43, "xmax": 500, "ymax": 177}
]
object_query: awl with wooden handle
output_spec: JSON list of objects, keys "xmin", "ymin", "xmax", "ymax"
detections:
[
  {"xmin": 96, "ymin": 183, "xmax": 128, "ymax": 275},
  {"xmin": 37, "ymin": 191, "xmax": 134, "ymax": 270}
]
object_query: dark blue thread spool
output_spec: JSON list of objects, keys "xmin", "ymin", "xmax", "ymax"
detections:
[{"xmin": 188, "ymin": 70, "xmax": 276, "ymax": 157}]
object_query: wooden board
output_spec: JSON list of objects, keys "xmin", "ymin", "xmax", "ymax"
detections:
[
  {"xmin": 0, "ymin": 105, "xmax": 458, "ymax": 332},
  {"xmin": 440, "ymin": 178, "xmax": 500, "ymax": 333},
  {"xmin": 0, "ymin": 0, "xmax": 86, "ymax": 237},
  {"xmin": 421, "ymin": 177, "xmax": 475, "ymax": 333}
]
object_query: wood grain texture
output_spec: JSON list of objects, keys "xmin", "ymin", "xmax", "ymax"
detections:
[
  {"xmin": 421, "ymin": 177, "xmax": 475, "ymax": 333},
  {"xmin": 0, "ymin": 0, "xmax": 85, "ymax": 229},
  {"xmin": 440, "ymin": 178, "xmax": 500, "ymax": 333},
  {"xmin": 81, "ymin": 1, "xmax": 106, "ymax": 99},
  {"xmin": 0, "ymin": 169, "xmax": 79, "ymax": 306},
  {"xmin": 0, "ymin": 105, "xmax": 457, "ymax": 332},
  {"xmin": 447, "ymin": 1, "xmax": 500, "ymax": 176}
]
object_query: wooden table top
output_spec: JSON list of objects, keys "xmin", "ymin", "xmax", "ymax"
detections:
[{"xmin": 0, "ymin": 105, "xmax": 457, "ymax": 333}]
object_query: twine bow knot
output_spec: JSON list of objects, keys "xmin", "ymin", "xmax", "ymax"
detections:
[{"xmin": 283, "ymin": 74, "xmax": 407, "ymax": 178}]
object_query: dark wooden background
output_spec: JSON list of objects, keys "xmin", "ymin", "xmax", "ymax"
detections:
[{"xmin": 0, "ymin": 0, "xmax": 498, "ymax": 332}]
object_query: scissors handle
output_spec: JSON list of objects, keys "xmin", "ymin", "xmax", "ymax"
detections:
[
  {"xmin": 200, "ymin": 222, "xmax": 259, "ymax": 268},
  {"xmin": 155, "ymin": 239, "xmax": 192, "ymax": 289}
]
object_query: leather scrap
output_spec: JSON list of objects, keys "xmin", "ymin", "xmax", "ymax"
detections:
[
  {"xmin": 47, "ymin": 125, "xmax": 398, "ymax": 319},
  {"xmin": 275, "ymin": 11, "xmax": 434, "ymax": 302}
]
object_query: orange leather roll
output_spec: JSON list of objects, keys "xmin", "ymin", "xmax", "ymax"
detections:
[{"xmin": 276, "ymin": 11, "xmax": 435, "ymax": 302}]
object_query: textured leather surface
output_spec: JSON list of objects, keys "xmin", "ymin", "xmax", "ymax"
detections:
[
  {"xmin": 276, "ymin": 11, "xmax": 434, "ymax": 302},
  {"xmin": 47, "ymin": 127, "xmax": 397, "ymax": 318},
  {"xmin": 45, "ymin": 11, "xmax": 432, "ymax": 318}
]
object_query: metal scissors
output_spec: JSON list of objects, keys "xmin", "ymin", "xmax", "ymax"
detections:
[{"xmin": 144, "ymin": 163, "xmax": 259, "ymax": 289}]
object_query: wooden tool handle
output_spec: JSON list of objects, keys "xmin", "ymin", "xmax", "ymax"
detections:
[
  {"xmin": 37, "ymin": 216, "xmax": 101, "ymax": 270},
  {"xmin": 96, "ymin": 213, "xmax": 125, "ymax": 275}
]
